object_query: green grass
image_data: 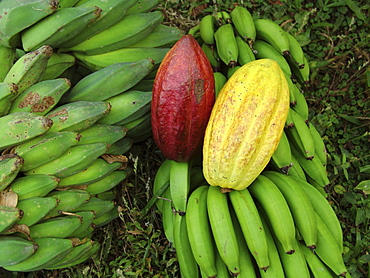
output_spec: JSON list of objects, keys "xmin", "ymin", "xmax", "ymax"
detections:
[{"xmin": 1, "ymin": 0, "xmax": 369, "ymax": 277}]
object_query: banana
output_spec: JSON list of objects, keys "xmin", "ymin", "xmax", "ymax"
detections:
[
  {"xmin": 285, "ymin": 108, "xmax": 315, "ymax": 159},
  {"xmin": 3, "ymin": 237, "xmax": 74, "ymax": 272},
  {"xmin": 285, "ymin": 31, "xmax": 305, "ymax": 68},
  {"xmin": 214, "ymin": 23, "xmax": 239, "ymax": 66},
  {"xmin": 306, "ymin": 176, "xmax": 328, "ymax": 198},
  {"xmin": 61, "ymin": 58, "xmax": 154, "ymax": 102},
  {"xmin": 262, "ymin": 171, "xmax": 317, "ymax": 249},
  {"xmin": 0, "ymin": 45, "xmax": 15, "ymax": 82},
  {"xmin": 96, "ymin": 190, "xmax": 116, "ymax": 201},
  {"xmin": 24, "ymin": 142, "xmax": 108, "ymax": 178},
  {"xmin": 84, "ymin": 169, "xmax": 127, "ymax": 195},
  {"xmin": 45, "ymin": 100, "xmax": 111, "ymax": 132},
  {"xmin": 199, "ymin": 14, "xmax": 217, "ymax": 45},
  {"xmin": 254, "ymin": 18, "xmax": 290, "ymax": 55},
  {"xmin": 248, "ymin": 175, "xmax": 296, "ymax": 254},
  {"xmin": 8, "ymin": 78, "xmax": 71, "ymax": 115},
  {"xmin": 287, "ymin": 152, "xmax": 307, "ymax": 181},
  {"xmin": 215, "ymin": 248, "xmax": 232, "ymax": 278},
  {"xmin": 253, "ymin": 40, "xmax": 291, "ymax": 76},
  {"xmin": 0, "ymin": 0, "xmax": 59, "ymax": 48},
  {"xmin": 207, "ymin": 186, "xmax": 240, "ymax": 275},
  {"xmin": 61, "ymin": 11, "xmax": 164, "ymax": 55},
  {"xmin": 299, "ymin": 240, "xmax": 333, "ymax": 278},
  {"xmin": 227, "ymin": 66, "xmax": 241, "ymax": 79},
  {"xmin": 270, "ymin": 131, "xmax": 292, "ymax": 174},
  {"xmin": 291, "ymin": 55, "xmax": 310, "ymax": 85},
  {"xmin": 71, "ymin": 197, "xmax": 114, "ymax": 218},
  {"xmin": 186, "ymin": 185, "xmax": 218, "ymax": 278},
  {"xmin": 16, "ymin": 196, "xmax": 59, "ymax": 226},
  {"xmin": 72, "ymin": 47, "xmax": 170, "ymax": 71},
  {"xmin": 284, "ymin": 72, "xmax": 297, "ymax": 107},
  {"xmin": 0, "ymin": 82, "xmax": 18, "ymax": 116},
  {"xmin": 291, "ymin": 176, "xmax": 343, "ymax": 253},
  {"xmin": 28, "ymin": 215, "xmax": 82, "ymax": 239},
  {"xmin": 96, "ymin": 90, "xmax": 152, "ymax": 125},
  {"xmin": 173, "ymin": 213, "xmax": 200, "ymax": 278},
  {"xmin": 230, "ymin": 6, "xmax": 256, "ymax": 45},
  {"xmin": 229, "ymin": 188, "xmax": 270, "ymax": 270},
  {"xmin": 124, "ymin": 111, "xmax": 152, "ymax": 139},
  {"xmin": 285, "ymin": 107, "xmax": 294, "ymax": 128},
  {"xmin": 92, "ymin": 206, "xmax": 120, "ymax": 228},
  {"xmin": 3, "ymin": 45, "xmax": 53, "ymax": 94},
  {"xmin": 10, "ymin": 131, "xmax": 80, "ymax": 172},
  {"xmin": 44, "ymin": 189, "xmax": 91, "ymax": 218},
  {"xmin": 77, "ymin": 124, "xmax": 127, "ymax": 145},
  {"xmin": 308, "ymin": 122, "xmax": 327, "ymax": 167},
  {"xmin": 57, "ymin": 159, "xmax": 123, "ymax": 187},
  {"xmin": 114, "ymin": 100, "xmax": 152, "ymax": 127},
  {"xmin": 59, "ymin": 0, "xmax": 138, "ymax": 48},
  {"xmin": 0, "ymin": 112, "xmax": 53, "ymax": 151},
  {"xmin": 68, "ymin": 222, "xmax": 94, "ymax": 239},
  {"xmin": 202, "ymin": 43, "xmax": 221, "ymax": 70},
  {"xmin": 41, "ymin": 53, "xmax": 76, "ymax": 81},
  {"xmin": 235, "ymin": 35, "xmax": 256, "ymax": 66},
  {"xmin": 58, "ymin": 0, "xmax": 80, "ymax": 8},
  {"xmin": 169, "ymin": 160, "xmax": 191, "ymax": 215},
  {"xmin": 290, "ymin": 142, "xmax": 330, "ymax": 187},
  {"xmin": 125, "ymin": 0, "xmax": 158, "ymax": 14},
  {"xmin": 105, "ymin": 137, "xmax": 133, "ymax": 155},
  {"xmin": 0, "ymin": 205, "xmax": 23, "ymax": 233},
  {"xmin": 9, "ymin": 174, "xmax": 59, "ymax": 200},
  {"xmin": 0, "ymin": 236, "xmax": 38, "ymax": 267},
  {"xmin": 152, "ymin": 159, "xmax": 172, "ymax": 213},
  {"xmin": 0, "ymin": 154, "xmax": 24, "ymax": 191},
  {"xmin": 160, "ymin": 187, "xmax": 175, "ymax": 246},
  {"xmin": 313, "ymin": 212, "xmax": 347, "ymax": 277},
  {"xmin": 213, "ymin": 72, "xmax": 227, "ymax": 98},
  {"xmin": 21, "ymin": 6, "xmax": 102, "ymax": 52},
  {"xmin": 291, "ymin": 84, "xmax": 309, "ymax": 121}
]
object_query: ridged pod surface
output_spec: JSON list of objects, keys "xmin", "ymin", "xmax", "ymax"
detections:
[
  {"xmin": 151, "ymin": 34, "xmax": 215, "ymax": 162},
  {"xmin": 203, "ymin": 59, "xmax": 289, "ymax": 190}
]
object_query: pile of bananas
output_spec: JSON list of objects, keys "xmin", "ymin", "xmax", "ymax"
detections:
[
  {"xmin": 150, "ymin": 6, "xmax": 349, "ymax": 278},
  {"xmin": 0, "ymin": 0, "xmax": 183, "ymax": 272}
]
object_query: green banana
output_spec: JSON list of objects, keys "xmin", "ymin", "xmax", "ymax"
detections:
[
  {"xmin": 299, "ymin": 241, "xmax": 333, "ymax": 278},
  {"xmin": 287, "ymin": 152, "xmax": 306, "ymax": 181},
  {"xmin": 0, "ymin": 205, "xmax": 23, "ymax": 234},
  {"xmin": 0, "ymin": 45, "xmax": 15, "ymax": 82},
  {"xmin": 230, "ymin": 6, "xmax": 256, "ymax": 45},
  {"xmin": 3, "ymin": 45, "xmax": 53, "ymax": 94},
  {"xmin": 285, "ymin": 31, "xmax": 305, "ymax": 68},
  {"xmin": 57, "ymin": 0, "xmax": 80, "ymax": 8},
  {"xmin": 61, "ymin": 11, "xmax": 164, "ymax": 55},
  {"xmin": 16, "ymin": 196, "xmax": 59, "ymax": 226},
  {"xmin": 77, "ymin": 124, "xmax": 127, "ymax": 145},
  {"xmin": 0, "ymin": 154, "xmax": 24, "ymax": 191},
  {"xmin": 0, "ymin": 112, "xmax": 53, "ymax": 151},
  {"xmin": 45, "ymin": 100, "xmax": 111, "ymax": 132},
  {"xmin": 41, "ymin": 53, "xmax": 76, "ymax": 81},
  {"xmin": 186, "ymin": 185, "xmax": 218, "ymax": 278},
  {"xmin": 152, "ymin": 159, "xmax": 172, "ymax": 213},
  {"xmin": 248, "ymin": 175, "xmax": 296, "ymax": 254},
  {"xmin": 199, "ymin": 14, "xmax": 217, "ymax": 45},
  {"xmin": 229, "ymin": 188, "xmax": 270, "ymax": 270},
  {"xmin": 235, "ymin": 35, "xmax": 256, "ymax": 66},
  {"xmin": 215, "ymin": 248, "xmax": 232, "ymax": 278},
  {"xmin": 68, "ymin": 222, "xmax": 95, "ymax": 239},
  {"xmin": 71, "ymin": 197, "xmax": 115, "ymax": 218},
  {"xmin": 214, "ymin": 23, "xmax": 239, "ymax": 66},
  {"xmin": 202, "ymin": 43, "xmax": 221, "ymax": 70},
  {"xmin": 262, "ymin": 171, "xmax": 317, "ymax": 250},
  {"xmin": 169, "ymin": 160, "xmax": 191, "ymax": 215},
  {"xmin": 8, "ymin": 78, "xmax": 71, "ymax": 115},
  {"xmin": 131, "ymin": 78, "xmax": 154, "ymax": 92},
  {"xmin": 24, "ymin": 142, "xmax": 108, "ymax": 178},
  {"xmin": 227, "ymin": 66, "xmax": 241, "ymax": 79},
  {"xmin": 44, "ymin": 189, "xmax": 91, "ymax": 218},
  {"xmin": 291, "ymin": 84, "xmax": 309, "ymax": 121},
  {"xmin": 57, "ymin": 158, "xmax": 123, "ymax": 187},
  {"xmin": 9, "ymin": 174, "xmax": 59, "ymax": 200},
  {"xmin": 173, "ymin": 214, "xmax": 200, "ymax": 278},
  {"xmin": 285, "ymin": 109, "xmax": 315, "ymax": 159},
  {"xmin": 308, "ymin": 122, "xmax": 327, "ymax": 167},
  {"xmin": 213, "ymin": 72, "xmax": 227, "ymax": 98},
  {"xmin": 92, "ymin": 206, "xmax": 120, "ymax": 228},
  {"xmin": 3, "ymin": 237, "xmax": 74, "ymax": 272},
  {"xmin": 21, "ymin": 5, "xmax": 102, "ymax": 52},
  {"xmin": 161, "ymin": 187, "xmax": 175, "ymax": 246},
  {"xmin": 253, "ymin": 40, "xmax": 291, "ymax": 76},
  {"xmin": 0, "ymin": 0, "xmax": 59, "ymax": 48},
  {"xmin": 113, "ymin": 97, "xmax": 152, "ymax": 126},
  {"xmin": 73, "ymin": 47, "xmax": 170, "ymax": 71},
  {"xmin": 284, "ymin": 72, "xmax": 297, "ymax": 107},
  {"xmin": 270, "ymin": 131, "xmax": 292, "ymax": 174},
  {"xmin": 291, "ymin": 55, "xmax": 310, "ymax": 85},
  {"xmin": 105, "ymin": 137, "xmax": 133, "ymax": 155},
  {"xmin": 207, "ymin": 186, "xmax": 240, "ymax": 275},
  {"xmin": 96, "ymin": 190, "xmax": 116, "ymax": 201},
  {"xmin": 127, "ymin": 24, "xmax": 184, "ymax": 48},
  {"xmin": 59, "ymin": 0, "xmax": 138, "ymax": 48},
  {"xmin": 10, "ymin": 131, "xmax": 80, "ymax": 171},
  {"xmin": 0, "ymin": 82, "xmax": 18, "ymax": 116},
  {"xmin": 61, "ymin": 58, "xmax": 154, "ymax": 102},
  {"xmin": 125, "ymin": 0, "xmax": 158, "ymax": 14},
  {"xmin": 0, "ymin": 236, "xmax": 38, "ymax": 267},
  {"xmin": 285, "ymin": 107, "xmax": 294, "ymax": 128},
  {"xmin": 85, "ymin": 169, "xmax": 127, "ymax": 195},
  {"xmin": 254, "ymin": 18, "xmax": 290, "ymax": 55}
]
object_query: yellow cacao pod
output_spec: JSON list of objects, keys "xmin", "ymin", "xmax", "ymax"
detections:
[{"xmin": 202, "ymin": 59, "xmax": 290, "ymax": 191}]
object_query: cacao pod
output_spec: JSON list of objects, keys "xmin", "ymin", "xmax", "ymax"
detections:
[
  {"xmin": 151, "ymin": 34, "xmax": 215, "ymax": 162},
  {"xmin": 202, "ymin": 59, "xmax": 290, "ymax": 191}
]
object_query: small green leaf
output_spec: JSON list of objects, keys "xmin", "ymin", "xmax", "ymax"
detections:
[
  {"xmin": 339, "ymin": 114, "xmax": 363, "ymax": 125},
  {"xmin": 354, "ymin": 180, "xmax": 370, "ymax": 194},
  {"xmin": 359, "ymin": 165, "xmax": 370, "ymax": 174},
  {"xmin": 334, "ymin": 184, "xmax": 346, "ymax": 194},
  {"xmin": 344, "ymin": 0, "xmax": 367, "ymax": 22}
]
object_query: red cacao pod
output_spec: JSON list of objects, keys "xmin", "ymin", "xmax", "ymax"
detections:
[{"xmin": 151, "ymin": 34, "xmax": 215, "ymax": 162}]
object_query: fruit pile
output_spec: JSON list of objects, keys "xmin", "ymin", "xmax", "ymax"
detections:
[
  {"xmin": 0, "ymin": 0, "xmax": 182, "ymax": 272},
  {"xmin": 150, "ymin": 7, "xmax": 349, "ymax": 278}
]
